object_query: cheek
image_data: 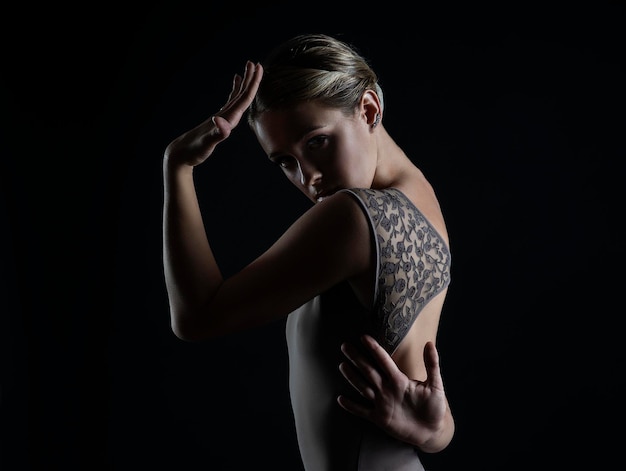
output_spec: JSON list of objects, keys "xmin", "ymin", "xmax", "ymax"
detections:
[
  {"xmin": 334, "ymin": 136, "xmax": 370, "ymax": 175},
  {"xmin": 282, "ymin": 168, "xmax": 302, "ymax": 187}
]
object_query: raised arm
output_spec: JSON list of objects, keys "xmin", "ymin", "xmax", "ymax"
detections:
[
  {"xmin": 162, "ymin": 61, "xmax": 263, "ymax": 339},
  {"xmin": 162, "ymin": 62, "xmax": 372, "ymax": 341}
]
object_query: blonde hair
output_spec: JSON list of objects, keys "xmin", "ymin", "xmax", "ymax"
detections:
[{"xmin": 247, "ymin": 34, "xmax": 383, "ymax": 124}]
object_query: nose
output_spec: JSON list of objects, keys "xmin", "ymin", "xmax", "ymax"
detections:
[{"xmin": 296, "ymin": 160, "xmax": 322, "ymax": 187}]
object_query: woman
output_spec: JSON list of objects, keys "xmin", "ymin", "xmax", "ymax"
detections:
[{"xmin": 163, "ymin": 33, "xmax": 454, "ymax": 470}]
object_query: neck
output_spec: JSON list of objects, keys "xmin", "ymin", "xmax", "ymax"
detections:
[{"xmin": 371, "ymin": 127, "xmax": 418, "ymax": 190}]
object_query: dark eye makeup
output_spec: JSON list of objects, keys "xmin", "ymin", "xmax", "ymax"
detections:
[
  {"xmin": 307, "ymin": 135, "xmax": 328, "ymax": 149},
  {"xmin": 268, "ymin": 135, "xmax": 329, "ymax": 169},
  {"xmin": 271, "ymin": 155, "xmax": 295, "ymax": 169}
]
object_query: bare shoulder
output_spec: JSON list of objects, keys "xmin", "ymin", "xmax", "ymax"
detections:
[
  {"xmin": 270, "ymin": 189, "xmax": 374, "ymax": 295},
  {"xmin": 198, "ymin": 191, "xmax": 374, "ymax": 335},
  {"xmin": 290, "ymin": 190, "xmax": 371, "ymax": 240},
  {"xmin": 395, "ymin": 171, "xmax": 450, "ymax": 246}
]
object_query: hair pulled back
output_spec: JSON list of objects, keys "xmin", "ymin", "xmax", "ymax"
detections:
[{"xmin": 247, "ymin": 34, "xmax": 382, "ymax": 125}]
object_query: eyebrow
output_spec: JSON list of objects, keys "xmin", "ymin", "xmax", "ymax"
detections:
[{"xmin": 267, "ymin": 124, "xmax": 327, "ymax": 160}]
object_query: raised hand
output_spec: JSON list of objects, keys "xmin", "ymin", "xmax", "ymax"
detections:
[
  {"xmin": 164, "ymin": 61, "xmax": 263, "ymax": 167},
  {"xmin": 337, "ymin": 335, "xmax": 453, "ymax": 452}
]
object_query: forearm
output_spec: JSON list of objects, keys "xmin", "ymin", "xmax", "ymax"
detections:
[{"xmin": 162, "ymin": 158, "xmax": 222, "ymax": 340}]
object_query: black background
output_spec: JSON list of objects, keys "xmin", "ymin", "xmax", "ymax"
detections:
[{"xmin": 2, "ymin": 1, "xmax": 625, "ymax": 469}]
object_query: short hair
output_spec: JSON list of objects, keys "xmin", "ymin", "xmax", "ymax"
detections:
[{"xmin": 247, "ymin": 33, "xmax": 383, "ymax": 125}]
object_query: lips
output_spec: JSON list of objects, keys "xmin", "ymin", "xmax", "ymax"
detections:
[{"xmin": 314, "ymin": 188, "xmax": 337, "ymax": 203}]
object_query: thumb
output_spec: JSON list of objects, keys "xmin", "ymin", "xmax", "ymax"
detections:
[
  {"xmin": 423, "ymin": 341, "xmax": 444, "ymax": 391},
  {"xmin": 211, "ymin": 115, "xmax": 232, "ymax": 140}
]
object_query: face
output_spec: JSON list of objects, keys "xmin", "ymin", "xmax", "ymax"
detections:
[{"xmin": 252, "ymin": 101, "xmax": 378, "ymax": 203}]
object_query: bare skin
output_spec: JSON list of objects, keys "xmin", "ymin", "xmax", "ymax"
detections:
[{"xmin": 163, "ymin": 61, "xmax": 454, "ymax": 452}]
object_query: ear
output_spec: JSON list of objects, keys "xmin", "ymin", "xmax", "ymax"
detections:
[{"xmin": 359, "ymin": 89, "xmax": 383, "ymax": 128}]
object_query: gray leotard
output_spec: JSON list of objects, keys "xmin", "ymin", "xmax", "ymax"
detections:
[{"xmin": 285, "ymin": 188, "xmax": 451, "ymax": 471}]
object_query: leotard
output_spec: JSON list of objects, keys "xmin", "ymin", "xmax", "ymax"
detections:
[{"xmin": 286, "ymin": 187, "xmax": 451, "ymax": 471}]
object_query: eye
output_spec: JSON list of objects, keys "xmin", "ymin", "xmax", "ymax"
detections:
[
  {"xmin": 272, "ymin": 155, "xmax": 296, "ymax": 169},
  {"xmin": 306, "ymin": 135, "xmax": 328, "ymax": 150}
]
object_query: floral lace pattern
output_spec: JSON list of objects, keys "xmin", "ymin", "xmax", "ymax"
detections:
[{"xmin": 344, "ymin": 188, "xmax": 451, "ymax": 354}]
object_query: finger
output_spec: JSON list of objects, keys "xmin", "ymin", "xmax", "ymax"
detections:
[
  {"xmin": 225, "ymin": 73, "xmax": 243, "ymax": 105},
  {"xmin": 239, "ymin": 60, "xmax": 256, "ymax": 91},
  {"xmin": 228, "ymin": 61, "xmax": 256, "ymax": 105},
  {"xmin": 336, "ymin": 395, "xmax": 373, "ymax": 420},
  {"xmin": 341, "ymin": 342, "xmax": 384, "ymax": 388},
  {"xmin": 338, "ymin": 361, "xmax": 376, "ymax": 401},
  {"xmin": 210, "ymin": 116, "xmax": 232, "ymax": 140},
  {"xmin": 423, "ymin": 341, "xmax": 444, "ymax": 391},
  {"xmin": 360, "ymin": 334, "xmax": 401, "ymax": 380},
  {"xmin": 219, "ymin": 62, "xmax": 262, "ymax": 125},
  {"xmin": 220, "ymin": 61, "xmax": 253, "ymax": 112},
  {"xmin": 238, "ymin": 62, "xmax": 263, "ymax": 104}
]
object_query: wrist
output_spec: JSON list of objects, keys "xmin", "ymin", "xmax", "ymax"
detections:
[
  {"xmin": 163, "ymin": 156, "xmax": 194, "ymax": 175},
  {"xmin": 415, "ymin": 411, "xmax": 454, "ymax": 453}
]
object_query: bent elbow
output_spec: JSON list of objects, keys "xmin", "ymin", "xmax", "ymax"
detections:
[
  {"xmin": 170, "ymin": 314, "xmax": 203, "ymax": 342},
  {"xmin": 171, "ymin": 321, "xmax": 195, "ymax": 342},
  {"xmin": 170, "ymin": 311, "xmax": 221, "ymax": 342}
]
